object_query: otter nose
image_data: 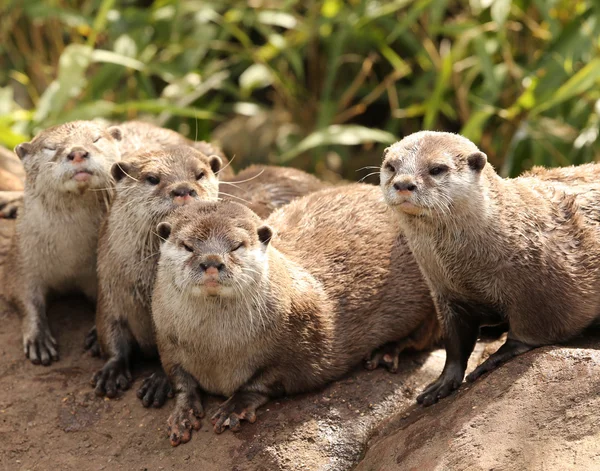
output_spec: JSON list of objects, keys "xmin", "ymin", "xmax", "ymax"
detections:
[
  {"xmin": 170, "ymin": 184, "xmax": 197, "ymax": 198},
  {"xmin": 67, "ymin": 148, "xmax": 89, "ymax": 163},
  {"xmin": 393, "ymin": 178, "xmax": 417, "ymax": 193},
  {"xmin": 199, "ymin": 256, "xmax": 225, "ymax": 274}
]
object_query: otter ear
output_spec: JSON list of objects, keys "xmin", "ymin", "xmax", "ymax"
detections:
[
  {"xmin": 257, "ymin": 225, "xmax": 273, "ymax": 246},
  {"xmin": 107, "ymin": 126, "xmax": 122, "ymax": 141},
  {"xmin": 111, "ymin": 161, "xmax": 133, "ymax": 181},
  {"xmin": 208, "ymin": 154, "xmax": 222, "ymax": 174},
  {"xmin": 467, "ymin": 151, "xmax": 487, "ymax": 172},
  {"xmin": 14, "ymin": 142, "xmax": 32, "ymax": 161},
  {"xmin": 157, "ymin": 222, "xmax": 172, "ymax": 241}
]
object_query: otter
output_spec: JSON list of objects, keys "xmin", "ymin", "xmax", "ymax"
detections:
[
  {"xmin": 380, "ymin": 131, "xmax": 600, "ymax": 407},
  {"xmin": 2, "ymin": 121, "xmax": 123, "ymax": 365},
  {"xmin": 219, "ymin": 164, "xmax": 330, "ymax": 218},
  {"xmin": 92, "ymin": 156, "xmax": 330, "ymax": 407},
  {"xmin": 152, "ymin": 184, "xmax": 439, "ymax": 446},
  {"xmin": 91, "ymin": 145, "xmax": 222, "ymax": 405}
]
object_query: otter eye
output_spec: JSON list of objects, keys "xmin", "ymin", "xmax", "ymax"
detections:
[
  {"xmin": 232, "ymin": 242, "xmax": 244, "ymax": 252},
  {"xmin": 146, "ymin": 175, "xmax": 160, "ymax": 185},
  {"xmin": 385, "ymin": 162, "xmax": 395, "ymax": 173},
  {"xmin": 196, "ymin": 171, "xmax": 205, "ymax": 180},
  {"xmin": 93, "ymin": 135, "xmax": 102, "ymax": 143},
  {"xmin": 429, "ymin": 165, "xmax": 448, "ymax": 176},
  {"xmin": 44, "ymin": 146, "xmax": 57, "ymax": 151},
  {"xmin": 182, "ymin": 242, "xmax": 194, "ymax": 253}
]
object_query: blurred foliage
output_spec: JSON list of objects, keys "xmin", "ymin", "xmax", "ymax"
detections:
[{"xmin": 1, "ymin": 0, "xmax": 600, "ymax": 179}]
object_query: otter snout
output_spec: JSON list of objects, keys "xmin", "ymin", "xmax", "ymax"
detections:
[
  {"xmin": 67, "ymin": 148, "xmax": 90, "ymax": 163},
  {"xmin": 392, "ymin": 176, "xmax": 417, "ymax": 194},
  {"xmin": 199, "ymin": 255, "xmax": 225, "ymax": 274},
  {"xmin": 171, "ymin": 184, "xmax": 197, "ymax": 205}
]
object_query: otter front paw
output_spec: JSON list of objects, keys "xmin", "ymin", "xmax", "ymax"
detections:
[
  {"xmin": 416, "ymin": 367, "xmax": 463, "ymax": 407},
  {"xmin": 211, "ymin": 391, "xmax": 265, "ymax": 434},
  {"xmin": 83, "ymin": 326, "xmax": 101, "ymax": 357},
  {"xmin": 23, "ymin": 327, "xmax": 59, "ymax": 366},
  {"xmin": 91, "ymin": 359, "xmax": 131, "ymax": 398},
  {"xmin": 364, "ymin": 342, "xmax": 404, "ymax": 373},
  {"xmin": 137, "ymin": 371, "xmax": 174, "ymax": 408},
  {"xmin": 167, "ymin": 400, "xmax": 204, "ymax": 446},
  {"xmin": 0, "ymin": 200, "xmax": 20, "ymax": 219}
]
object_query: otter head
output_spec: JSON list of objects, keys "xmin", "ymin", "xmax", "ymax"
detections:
[
  {"xmin": 111, "ymin": 145, "xmax": 222, "ymax": 219},
  {"xmin": 380, "ymin": 131, "xmax": 487, "ymax": 219},
  {"xmin": 156, "ymin": 201, "xmax": 273, "ymax": 298},
  {"xmin": 15, "ymin": 121, "xmax": 122, "ymax": 195}
]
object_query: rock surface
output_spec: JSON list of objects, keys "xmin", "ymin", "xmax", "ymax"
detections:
[{"xmin": 356, "ymin": 335, "xmax": 600, "ymax": 471}]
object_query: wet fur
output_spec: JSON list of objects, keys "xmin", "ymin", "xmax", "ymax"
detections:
[
  {"xmin": 219, "ymin": 165, "xmax": 329, "ymax": 218},
  {"xmin": 381, "ymin": 131, "xmax": 600, "ymax": 404},
  {"xmin": 153, "ymin": 185, "xmax": 439, "ymax": 418},
  {"xmin": 2, "ymin": 121, "xmax": 122, "ymax": 364}
]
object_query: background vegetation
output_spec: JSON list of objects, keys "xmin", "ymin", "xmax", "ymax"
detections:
[{"xmin": 1, "ymin": 0, "xmax": 599, "ymax": 180}]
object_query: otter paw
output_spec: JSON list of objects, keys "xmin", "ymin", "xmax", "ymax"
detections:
[
  {"xmin": 91, "ymin": 359, "xmax": 131, "ymax": 398},
  {"xmin": 211, "ymin": 396, "xmax": 259, "ymax": 434},
  {"xmin": 167, "ymin": 403, "xmax": 204, "ymax": 447},
  {"xmin": 0, "ymin": 200, "xmax": 19, "ymax": 219},
  {"xmin": 137, "ymin": 371, "xmax": 174, "ymax": 408},
  {"xmin": 416, "ymin": 372, "xmax": 462, "ymax": 407},
  {"xmin": 364, "ymin": 343, "xmax": 402, "ymax": 373},
  {"xmin": 83, "ymin": 326, "xmax": 101, "ymax": 357},
  {"xmin": 23, "ymin": 328, "xmax": 59, "ymax": 366}
]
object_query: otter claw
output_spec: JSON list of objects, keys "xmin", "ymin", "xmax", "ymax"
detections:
[
  {"xmin": 167, "ymin": 405, "xmax": 203, "ymax": 447},
  {"xmin": 91, "ymin": 359, "xmax": 131, "ymax": 398},
  {"xmin": 137, "ymin": 371, "xmax": 174, "ymax": 408},
  {"xmin": 24, "ymin": 329, "xmax": 59, "ymax": 366}
]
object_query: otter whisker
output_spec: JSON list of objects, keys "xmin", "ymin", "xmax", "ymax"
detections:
[
  {"xmin": 217, "ymin": 191, "xmax": 253, "ymax": 205},
  {"xmin": 215, "ymin": 153, "xmax": 236, "ymax": 177},
  {"xmin": 356, "ymin": 166, "xmax": 382, "ymax": 172},
  {"xmin": 358, "ymin": 171, "xmax": 381, "ymax": 183},
  {"xmin": 221, "ymin": 168, "xmax": 266, "ymax": 185}
]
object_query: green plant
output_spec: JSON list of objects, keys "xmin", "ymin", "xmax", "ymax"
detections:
[{"xmin": 1, "ymin": 0, "xmax": 599, "ymax": 178}]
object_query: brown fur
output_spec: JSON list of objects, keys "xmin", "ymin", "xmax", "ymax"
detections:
[
  {"xmin": 2, "ymin": 120, "xmax": 123, "ymax": 365},
  {"xmin": 93, "ymin": 157, "xmax": 330, "ymax": 405},
  {"xmin": 92, "ymin": 145, "xmax": 221, "ymax": 401},
  {"xmin": 219, "ymin": 164, "xmax": 329, "ymax": 218},
  {"xmin": 118, "ymin": 121, "xmax": 234, "ymax": 179},
  {"xmin": 380, "ymin": 131, "xmax": 600, "ymax": 406},
  {"xmin": 522, "ymin": 161, "xmax": 600, "ymax": 183},
  {"xmin": 152, "ymin": 184, "xmax": 439, "ymax": 442}
]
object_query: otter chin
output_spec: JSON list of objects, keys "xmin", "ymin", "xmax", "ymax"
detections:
[{"xmin": 396, "ymin": 201, "xmax": 424, "ymax": 216}]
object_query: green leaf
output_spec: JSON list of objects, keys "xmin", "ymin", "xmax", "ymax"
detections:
[
  {"xmin": 239, "ymin": 64, "xmax": 274, "ymax": 95},
  {"xmin": 278, "ymin": 125, "xmax": 396, "ymax": 163},
  {"xmin": 34, "ymin": 44, "xmax": 93, "ymax": 125},
  {"xmin": 490, "ymin": 0, "xmax": 511, "ymax": 27},
  {"xmin": 532, "ymin": 58, "xmax": 600, "ymax": 115}
]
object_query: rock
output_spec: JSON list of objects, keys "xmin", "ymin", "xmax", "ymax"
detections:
[{"xmin": 355, "ymin": 335, "xmax": 600, "ymax": 471}]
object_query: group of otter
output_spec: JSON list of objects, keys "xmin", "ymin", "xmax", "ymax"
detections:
[{"xmin": 1, "ymin": 121, "xmax": 598, "ymax": 447}]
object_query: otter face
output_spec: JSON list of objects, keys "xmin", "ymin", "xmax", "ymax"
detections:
[
  {"xmin": 380, "ymin": 131, "xmax": 487, "ymax": 218},
  {"xmin": 15, "ymin": 121, "xmax": 122, "ymax": 194},
  {"xmin": 111, "ymin": 145, "xmax": 221, "ymax": 218},
  {"xmin": 157, "ymin": 201, "xmax": 272, "ymax": 299}
]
